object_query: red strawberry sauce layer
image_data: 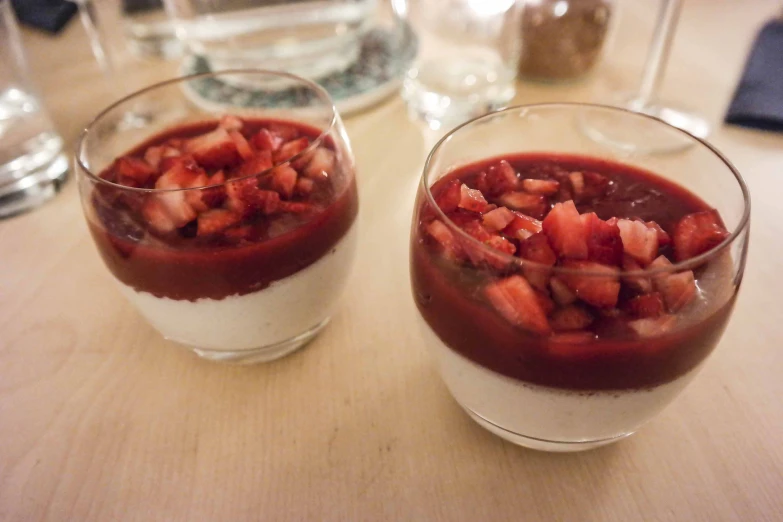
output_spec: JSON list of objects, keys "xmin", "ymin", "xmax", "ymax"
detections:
[
  {"xmin": 89, "ymin": 118, "xmax": 358, "ymax": 301},
  {"xmin": 411, "ymin": 153, "xmax": 735, "ymax": 391}
]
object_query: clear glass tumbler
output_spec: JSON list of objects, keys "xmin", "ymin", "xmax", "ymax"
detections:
[
  {"xmin": 400, "ymin": 0, "xmax": 522, "ymax": 130},
  {"xmin": 76, "ymin": 70, "xmax": 359, "ymax": 364},
  {"xmin": 0, "ymin": 0, "xmax": 68, "ymax": 218},
  {"xmin": 410, "ymin": 103, "xmax": 750, "ymax": 451}
]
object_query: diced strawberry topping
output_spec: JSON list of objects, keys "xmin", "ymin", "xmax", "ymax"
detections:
[
  {"xmin": 482, "ymin": 207, "xmax": 516, "ymax": 231},
  {"xmin": 497, "ymin": 192, "xmax": 547, "ymax": 219},
  {"xmin": 581, "ymin": 212, "xmax": 624, "ymax": 266},
  {"xmin": 628, "ymin": 315, "xmax": 676, "ymax": 338},
  {"xmin": 142, "ymin": 197, "xmax": 177, "ymax": 233},
  {"xmin": 143, "ymin": 146, "xmax": 165, "ymax": 170},
  {"xmin": 269, "ymin": 164, "xmax": 298, "ymax": 199},
  {"xmin": 535, "ymin": 290, "xmax": 556, "ymax": 316},
  {"xmin": 560, "ymin": 260, "xmax": 621, "ymax": 308},
  {"xmin": 219, "ymin": 114, "xmax": 244, "ymax": 131},
  {"xmin": 501, "ymin": 211, "xmax": 542, "ymax": 241},
  {"xmin": 645, "ymin": 221, "xmax": 671, "ymax": 246},
  {"xmin": 550, "ymin": 277, "xmax": 577, "ymax": 306},
  {"xmin": 185, "ymin": 127, "xmax": 240, "ymax": 169},
  {"xmin": 426, "ymin": 219, "xmax": 462, "ymax": 261},
  {"xmin": 434, "ymin": 179, "xmax": 462, "ymax": 213},
  {"xmin": 570, "ymin": 171, "xmax": 610, "ymax": 202},
  {"xmin": 519, "ymin": 232, "xmax": 557, "ymax": 265},
  {"xmin": 273, "ymin": 137, "xmax": 310, "ymax": 164},
  {"xmin": 114, "ymin": 156, "xmax": 156, "ymax": 186},
  {"xmin": 656, "ymin": 270, "xmax": 697, "ymax": 312},
  {"xmin": 304, "ymin": 147, "xmax": 336, "ymax": 179},
  {"xmin": 485, "ymin": 276, "xmax": 551, "ymax": 334},
  {"xmin": 197, "ymin": 209, "xmax": 242, "ymax": 236},
  {"xmin": 477, "ymin": 161, "xmax": 518, "ymax": 196},
  {"xmin": 295, "ymin": 177, "xmax": 314, "ymax": 196},
  {"xmin": 550, "ymin": 305, "xmax": 594, "ymax": 331},
  {"xmin": 267, "ymin": 122, "xmax": 299, "ymax": 141},
  {"xmin": 616, "ymin": 218, "xmax": 659, "ymax": 266},
  {"xmin": 251, "ymin": 128, "xmax": 284, "ymax": 152},
  {"xmin": 626, "ymin": 293, "xmax": 665, "ymax": 318},
  {"xmin": 228, "ymin": 130, "xmax": 254, "ymax": 160},
  {"xmin": 542, "ymin": 200, "xmax": 588, "ymax": 259},
  {"xmin": 622, "ymin": 256, "xmax": 653, "ymax": 294},
  {"xmin": 522, "ymin": 178, "xmax": 559, "ymax": 195},
  {"xmin": 230, "ymin": 151, "xmax": 273, "ymax": 179},
  {"xmin": 184, "ymin": 172, "xmax": 210, "ymax": 212},
  {"xmin": 673, "ymin": 210, "xmax": 730, "ymax": 261},
  {"xmin": 458, "ymin": 184, "xmax": 490, "ymax": 213},
  {"xmin": 200, "ymin": 170, "xmax": 227, "ymax": 208}
]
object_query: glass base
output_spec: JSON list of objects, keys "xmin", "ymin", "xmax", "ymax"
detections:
[
  {"xmin": 0, "ymin": 153, "xmax": 69, "ymax": 219},
  {"xmin": 461, "ymin": 404, "xmax": 634, "ymax": 452},
  {"xmin": 188, "ymin": 318, "xmax": 330, "ymax": 365},
  {"xmin": 583, "ymin": 95, "xmax": 711, "ymax": 154}
]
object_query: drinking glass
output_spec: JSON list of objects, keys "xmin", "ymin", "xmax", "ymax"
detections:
[
  {"xmin": 163, "ymin": 0, "xmax": 378, "ymax": 83},
  {"xmin": 76, "ymin": 70, "xmax": 359, "ymax": 364},
  {"xmin": 410, "ymin": 103, "xmax": 750, "ymax": 451},
  {"xmin": 0, "ymin": 0, "xmax": 68, "ymax": 218},
  {"xmin": 400, "ymin": 0, "xmax": 522, "ymax": 130}
]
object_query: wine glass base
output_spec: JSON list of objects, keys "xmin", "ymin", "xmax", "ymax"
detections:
[{"xmin": 582, "ymin": 96, "xmax": 712, "ymax": 154}]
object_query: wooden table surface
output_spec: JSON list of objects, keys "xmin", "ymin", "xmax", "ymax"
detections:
[{"xmin": 2, "ymin": 1, "xmax": 783, "ymax": 520}]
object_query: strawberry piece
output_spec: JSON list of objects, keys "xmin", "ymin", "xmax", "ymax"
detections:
[
  {"xmin": 497, "ymin": 192, "xmax": 547, "ymax": 219},
  {"xmin": 482, "ymin": 207, "xmax": 516, "ymax": 231},
  {"xmin": 295, "ymin": 177, "xmax": 314, "ymax": 196},
  {"xmin": 581, "ymin": 212, "xmax": 624, "ymax": 266},
  {"xmin": 656, "ymin": 270, "xmax": 697, "ymax": 312},
  {"xmin": 550, "ymin": 305, "xmax": 594, "ymax": 331},
  {"xmin": 616, "ymin": 218, "xmax": 659, "ymax": 266},
  {"xmin": 228, "ymin": 130, "xmax": 254, "ymax": 160},
  {"xmin": 433, "ymin": 180, "xmax": 462, "ymax": 213},
  {"xmin": 152, "ymin": 162, "xmax": 204, "ymax": 226},
  {"xmin": 452, "ymin": 213, "xmax": 493, "ymax": 242},
  {"xmin": 225, "ymin": 177, "xmax": 261, "ymax": 216},
  {"xmin": 200, "ymin": 170, "xmax": 227, "ymax": 208},
  {"xmin": 304, "ymin": 147, "xmax": 336, "ymax": 179},
  {"xmin": 143, "ymin": 146, "xmax": 164, "ymax": 170},
  {"xmin": 502, "ymin": 211, "xmax": 542, "ymax": 241},
  {"xmin": 114, "ymin": 156, "xmax": 156, "ymax": 187},
  {"xmin": 626, "ymin": 293, "xmax": 665, "ymax": 318},
  {"xmin": 645, "ymin": 221, "xmax": 671, "ymax": 246},
  {"xmin": 184, "ymin": 172, "xmax": 211, "ymax": 212},
  {"xmin": 268, "ymin": 122, "xmax": 299, "ymax": 141},
  {"xmin": 142, "ymin": 197, "xmax": 177, "ymax": 233},
  {"xmin": 535, "ymin": 290, "xmax": 556, "ymax": 316},
  {"xmin": 230, "ymin": 151, "xmax": 273, "ymax": 179},
  {"xmin": 519, "ymin": 232, "xmax": 557, "ymax": 265},
  {"xmin": 628, "ymin": 315, "xmax": 676, "ymax": 338},
  {"xmin": 185, "ymin": 127, "xmax": 241, "ymax": 169},
  {"xmin": 219, "ymin": 115, "xmax": 243, "ymax": 131},
  {"xmin": 673, "ymin": 210, "xmax": 730, "ymax": 262},
  {"xmin": 159, "ymin": 154, "xmax": 196, "ymax": 174},
  {"xmin": 486, "ymin": 235, "xmax": 516, "ymax": 256},
  {"xmin": 542, "ymin": 200, "xmax": 588, "ymax": 259},
  {"xmin": 522, "ymin": 178, "xmax": 559, "ymax": 195},
  {"xmin": 568, "ymin": 172, "xmax": 585, "ymax": 200},
  {"xmin": 477, "ymin": 161, "xmax": 518, "ymax": 196},
  {"xmin": 570, "ymin": 171, "xmax": 610, "ymax": 202},
  {"xmin": 197, "ymin": 209, "xmax": 243, "ymax": 236},
  {"xmin": 426, "ymin": 220, "xmax": 462, "ymax": 261},
  {"xmin": 273, "ymin": 137, "xmax": 310, "ymax": 164},
  {"xmin": 560, "ymin": 260, "xmax": 621, "ymax": 308},
  {"xmin": 269, "ymin": 164, "xmax": 298, "ymax": 199},
  {"xmin": 458, "ymin": 184, "xmax": 491, "ymax": 213},
  {"xmin": 485, "ymin": 276, "xmax": 551, "ymax": 335},
  {"xmin": 251, "ymin": 128, "xmax": 284, "ymax": 152},
  {"xmin": 622, "ymin": 256, "xmax": 654, "ymax": 294},
  {"xmin": 550, "ymin": 277, "xmax": 577, "ymax": 306}
]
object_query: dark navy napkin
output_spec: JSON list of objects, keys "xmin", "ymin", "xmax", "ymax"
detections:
[
  {"xmin": 725, "ymin": 18, "xmax": 783, "ymax": 132},
  {"xmin": 11, "ymin": 0, "xmax": 77, "ymax": 34}
]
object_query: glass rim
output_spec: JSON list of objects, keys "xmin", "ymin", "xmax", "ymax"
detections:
[
  {"xmin": 74, "ymin": 69, "xmax": 338, "ymax": 193},
  {"xmin": 421, "ymin": 102, "xmax": 751, "ymax": 277}
]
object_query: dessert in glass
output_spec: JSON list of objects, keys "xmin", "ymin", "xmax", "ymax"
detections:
[
  {"xmin": 76, "ymin": 71, "xmax": 359, "ymax": 364},
  {"xmin": 410, "ymin": 103, "xmax": 750, "ymax": 451}
]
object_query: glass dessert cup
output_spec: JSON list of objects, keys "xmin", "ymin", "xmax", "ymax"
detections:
[
  {"xmin": 410, "ymin": 103, "xmax": 750, "ymax": 452},
  {"xmin": 76, "ymin": 70, "xmax": 359, "ymax": 364}
]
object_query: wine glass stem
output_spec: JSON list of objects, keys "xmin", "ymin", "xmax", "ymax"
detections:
[{"xmin": 636, "ymin": 0, "xmax": 683, "ymax": 107}]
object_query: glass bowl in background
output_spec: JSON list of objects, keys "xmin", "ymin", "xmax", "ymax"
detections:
[
  {"xmin": 76, "ymin": 70, "xmax": 359, "ymax": 364},
  {"xmin": 409, "ymin": 103, "xmax": 750, "ymax": 451}
]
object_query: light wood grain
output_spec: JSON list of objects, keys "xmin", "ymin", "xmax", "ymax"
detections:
[{"xmin": 2, "ymin": 1, "xmax": 783, "ymax": 521}]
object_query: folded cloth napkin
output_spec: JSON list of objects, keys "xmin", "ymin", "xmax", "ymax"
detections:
[
  {"xmin": 725, "ymin": 17, "xmax": 783, "ymax": 132},
  {"xmin": 11, "ymin": 0, "xmax": 77, "ymax": 34}
]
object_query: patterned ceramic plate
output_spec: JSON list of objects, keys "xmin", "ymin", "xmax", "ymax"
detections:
[{"xmin": 180, "ymin": 24, "xmax": 417, "ymax": 116}]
